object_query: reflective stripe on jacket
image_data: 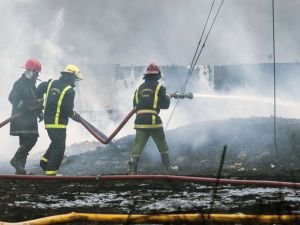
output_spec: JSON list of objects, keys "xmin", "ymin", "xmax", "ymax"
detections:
[
  {"xmin": 133, "ymin": 79, "xmax": 170, "ymax": 129},
  {"xmin": 37, "ymin": 76, "xmax": 76, "ymax": 129}
]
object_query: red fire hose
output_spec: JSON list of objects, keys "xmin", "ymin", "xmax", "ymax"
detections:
[
  {"xmin": 0, "ymin": 112, "xmax": 23, "ymax": 128},
  {"xmin": 0, "ymin": 107, "xmax": 135, "ymax": 146},
  {"xmin": 0, "ymin": 174, "xmax": 299, "ymax": 188},
  {"xmin": 0, "ymin": 106, "xmax": 41, "ymax": 128},
  {"xmin": 79, "ymin": 109, "xmax": 136, "ymax": 144}
]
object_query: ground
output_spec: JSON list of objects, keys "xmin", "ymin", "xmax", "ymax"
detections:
[{"xmin": 0, "ymin": 117, "xmax": 300, "ymax": 224}]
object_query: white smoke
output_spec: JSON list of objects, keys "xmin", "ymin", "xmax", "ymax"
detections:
[{"xmin": 1, "ymin": 0, "xmax": 300, "ymax": 165}]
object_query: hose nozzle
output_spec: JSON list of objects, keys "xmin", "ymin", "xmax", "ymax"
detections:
[{"xmin": 169, "ymin": 91, "xmax": 193, "ymax": 99}]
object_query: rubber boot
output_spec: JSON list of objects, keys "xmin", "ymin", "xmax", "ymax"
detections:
[
  {"xmin": 20, "ymin": 153, "xmax": 28, "ymax": 171},
  {"xmin": 161, "ymin": 154, "xmax": 179, "ymax": 175},
  {"xmin": 128, "ymin": 157, "xmax": 139, "ymax": 175},
  {"xmin": 40, "ymin": 157, "xmax": 48, "ymax": 171},
  {"xmin": 10, "ymin": 147, "xmax": 28, "ymax": 175}
]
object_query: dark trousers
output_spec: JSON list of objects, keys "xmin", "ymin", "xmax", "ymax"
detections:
[
  {"xmin": 43, "ymin": 129, "xmax": 66, "ymax": 171},
  {"xmin": 130, "ymin": 128, "xmax": 169, "ymax": 158},
  {"xmin": 18, "ymin": 134, "xmax": 38, "ymax": 153}
]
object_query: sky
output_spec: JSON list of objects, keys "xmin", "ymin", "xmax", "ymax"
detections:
[{"xmin": 0, "ymin": 0, "xmax": 300, "ymax": 161}]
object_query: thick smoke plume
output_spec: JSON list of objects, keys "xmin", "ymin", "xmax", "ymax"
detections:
[{"xmin": 0, "ymin": 0, "xmax": 300, "ymax": 166}]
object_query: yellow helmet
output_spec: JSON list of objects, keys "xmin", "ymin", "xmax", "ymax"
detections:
[{"xmin": 63, "ymin": 64, "xmax": 82, "ymax": 80}]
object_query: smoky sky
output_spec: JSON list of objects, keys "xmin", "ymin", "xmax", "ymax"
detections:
[
  {"xmin": 1, "ymin": 0, "xmax": 300, "ymax": 161},
  {"xmin": 8, "ymin": 0, "xmax": 300, "ymax": 65}
]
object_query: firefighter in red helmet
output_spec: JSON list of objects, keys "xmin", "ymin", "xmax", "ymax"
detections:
[
  {"xmin": 128, "ymin": 63, "xmax": 178, "ymax": 175},
  {"xmin": 9, "ymin": 58, "xmax": 43, "ymax": 174}
]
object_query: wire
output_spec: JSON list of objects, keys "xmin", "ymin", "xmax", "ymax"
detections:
[
  {"xmin": 165, "ymin": 0, "xmax": 225, "ymax": 130},
  {"xmin": 183, "ymin": 0, "xmax": 216, "ymax": 93},
  {"xmin": 272, "ymin": 0, "xmax": 279, "ymax": 158}
]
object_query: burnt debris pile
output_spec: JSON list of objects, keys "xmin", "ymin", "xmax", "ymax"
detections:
[{"xmin": 28, "ymin": 117, "xmax": 300, "ymax": 180}]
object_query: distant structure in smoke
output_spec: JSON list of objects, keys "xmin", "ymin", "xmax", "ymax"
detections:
[
  {"xmin": 74, "ymin": 62, "xmax": 300, "ymax": 122},
  {"xmin": 213, "ymin": 63, "xmax": 300, "ymax": 99},
  {"xmin": 76, "ymin": 64, "xmax": 213, "ymax": 121}
]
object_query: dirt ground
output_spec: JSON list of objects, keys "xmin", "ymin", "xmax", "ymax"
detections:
[
  {"xmin": 0, "ymin": 178, "xmax": 299, "ymax": 224},
  {"xmin": 1, "ymin": 117, "xmax": 300, "ymax": 224}
]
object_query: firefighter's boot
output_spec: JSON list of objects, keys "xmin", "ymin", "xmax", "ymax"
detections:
[
  {"xmin": 10, "ymin": 146, "xmax": 28, "ymax": 175},
  {"xmin": 128, "ymin": 157, "xmax": 139, "ymax": 175},
  {"xmin": 40, "ymin": 157, "xmax": 48, "ymax": 171},
  {"xmin": 161, "ymin": 154, "xmax": 179, "ymax": 175}
]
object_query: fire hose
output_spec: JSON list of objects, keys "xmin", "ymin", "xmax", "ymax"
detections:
[
  {"xmin": 0, "ymin": 112, "xmax": 23, "ymax": 128},
  {"xmin": 0, "ymin": 92, "xmax": 193, "ymax": 145},
  {"xmin": 1, "ymin": 212, "xmax": 300, "ymax": 224},
  {"xmin": 0, "ymin": 174, "xmax": 299, "ymax": 188},
  {"xmin": 0, "ymin": 106, "xmax": 41, "ymax": 128},
  {"xmin": 78, "ymin": 109, "xmax": 136, "ymax": 144},
  {"xmin": 78, "ymin": 91, "xmax": 193, "ymax": 144}
]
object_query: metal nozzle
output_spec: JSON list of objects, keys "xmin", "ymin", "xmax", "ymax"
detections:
[
  {"xmin": 169, "ymin": 91, "xmax": 193, "ymax": 99},
  {"xmin": 185, "ymin": 92, "xmax": 193, "ymax": 99}
]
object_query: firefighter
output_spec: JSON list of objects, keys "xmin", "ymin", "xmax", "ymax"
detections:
[
  {"xmin": 36, "ymin": 64, "xmax": 82, "ymax": 176},
  {"xmin": 9, "ymin": 58, "xmax": 43, "ymax": 175},
  {"xmin": 129, "ymin": 63, "xmax": 178, "ymax": 175}
]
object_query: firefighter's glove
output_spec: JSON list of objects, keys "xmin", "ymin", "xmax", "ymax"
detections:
[
  {"xmin": 37, "ymin": 111, "xmax": 44, "ymax": 122},
  {"xmin": 72, "ymin": 112, "xmax": 81, "ymax": 122}
]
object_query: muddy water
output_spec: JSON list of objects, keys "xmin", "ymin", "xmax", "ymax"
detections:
[{"xmin": 1, "ymin": 179, "xmax": 299, "ymax": 223}]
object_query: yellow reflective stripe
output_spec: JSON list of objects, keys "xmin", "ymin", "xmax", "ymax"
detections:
[
  {"xmin": 44, "ymin": 79, "xmax": 54, "ymax": 111},
  {"xmin": 45, "ymin": 171, "xmax": 56, "ymax": 175},
  {"xmin": 41, "ymin": 157, "xmax": 48, "ymax": 162},
  {"xmin": 135, "ymin": 87, "xmax": 139, "ymax": 104},
  {"xmin": 152, "ymin": 115, "xmax": 156, "ymax": 124},
  {"xmin": 134, "ymin": 124, "xmax": 163, "ymax": 129},
  {"xmin": 137, "ymin": 109, "xmax": 157, "ymax": 115},
  {"xmin": 55, "ymin": 85, "xmax": 72, "ymax": 125},
  {"xmin": 45, "ymin": 124, "xmax": 67, "ymax": 129},
  {"xmin": 153, "ymin": 83, "xmax": 161, "ymax": 109}
]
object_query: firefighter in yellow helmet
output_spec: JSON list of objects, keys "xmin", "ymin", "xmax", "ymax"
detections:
[
  {"xmin": 36, "ymin": 64, "xmax": 82, "ymax": 175},
  {"xmin": 129, "ymin": 63, "xmax": 178, "ymax": 175}
]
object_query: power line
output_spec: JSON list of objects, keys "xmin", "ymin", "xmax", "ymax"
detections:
[
  {"xmin": 165, "ymin": 0, "xmax": 225, "ymax": 130},
  {"xmin": 272, "ymin": 0, "xmax": 279, "ymax": 158}
]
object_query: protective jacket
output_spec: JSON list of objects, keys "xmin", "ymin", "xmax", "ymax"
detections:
[
  {"xmin": 9, "ymin": 74, "xmax": 39, "ymax": 136},
  {"xmin": 133, "ymin": 78, "xmax": 170, "ymax": 129},
  {"xmin": 37, "ymin": 76, "xmax": 77, "ymax": 129}
]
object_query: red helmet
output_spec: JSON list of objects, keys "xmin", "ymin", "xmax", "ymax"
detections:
[
  {"xmin": 145, "ymin": 63, "xmax": 161, "ymax": 75},
  {"xmin": 23, "ymin": 58, "xmax": 42, "ymax": 73}
]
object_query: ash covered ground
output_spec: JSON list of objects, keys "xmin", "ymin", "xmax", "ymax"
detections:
[
  {"xmin": 1, "ymin": 117, "xmax": 300, "ymax": 224},
  {"xmin": 30, "ymin": 117, "xmax": 300, "ymax": 179}
]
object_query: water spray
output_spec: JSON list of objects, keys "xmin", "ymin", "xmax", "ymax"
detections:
[{"xmin": 192, "ymin": 93, "xmax": 300, "ymax": 108}]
